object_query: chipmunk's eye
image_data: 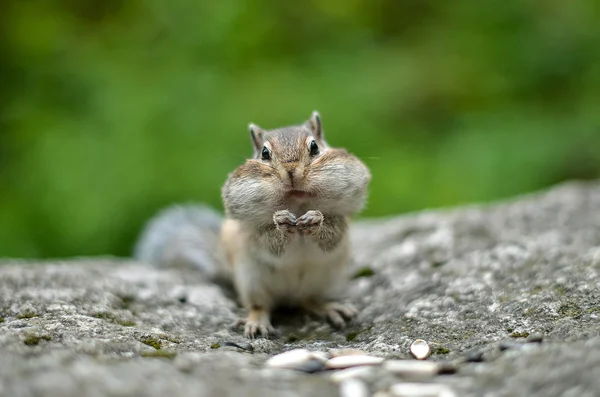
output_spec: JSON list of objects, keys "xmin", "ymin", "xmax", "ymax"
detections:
[
  {"xmin": 261, "ymin": 146, "xmax": 271, "ymax": 161},
  {"xmin": 309, "ymin": 140, "xmax": 319, "ymax": 156}
]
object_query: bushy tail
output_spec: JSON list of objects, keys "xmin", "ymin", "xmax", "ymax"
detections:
[{"xmin": 134, "ymin": 204, "xmax": 224, "ymax": 279}]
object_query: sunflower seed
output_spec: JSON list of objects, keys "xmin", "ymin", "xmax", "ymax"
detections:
[
  {"xmin": 390, "ymin": 383, "xmax": 456, "ymax": 397},
  {"xmin": 339, "ymin": 379, "xmax": 370, "ymax": 397},
  {"xmin": 326, "ymin": 355, "xmax": 385, "ymax": 369},
  {"xmin": 266, "ymin": 349, "xmax": 314, "ymax": 369},
  {"xmin": 383, "ymin": 360, "xmax": 439, "ymax": 376},
  {"xmin": 330, "ymin": 366, "xmax": 376, "ymax": 383},
  {"xmin": 410, "ymin": 339, "xmax": 430, "ymax": 360}
]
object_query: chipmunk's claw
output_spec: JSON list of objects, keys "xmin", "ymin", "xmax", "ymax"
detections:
[
  {"xmin": 243, "ymin": 320, "xmax": 276, "ymax": 339},
  {"xmin": 230, "ymin": 317, "xmax": 246, "ymax": 330},
  {"xmin": 273, "ymin": 210, "xmax": 297, "ymax": 234},
  {"xmin": 233, "ymin": 309, "xmax": 276, "ymax": 339},
  {"xmin": 296, "ymin": 210, "xmax": 323, "ymax": 235}
]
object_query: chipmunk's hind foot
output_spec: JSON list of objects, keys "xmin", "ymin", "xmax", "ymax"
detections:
[{"xmin": 303, "ymin": 301, "xmax": 357, "ymax": 328}]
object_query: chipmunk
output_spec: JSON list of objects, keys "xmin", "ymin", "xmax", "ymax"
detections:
[{"xmin": 135, "ymin": 111, "xmax": 371, "ymax": 338}]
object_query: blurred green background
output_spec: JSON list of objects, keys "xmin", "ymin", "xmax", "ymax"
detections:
[{"xmin": 1, "ymin": 0, "xmax": 599, "ymax": 259}]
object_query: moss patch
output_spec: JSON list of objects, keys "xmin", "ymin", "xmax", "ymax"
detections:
[
  {"xmin": 17, "ymin": 310, "xmax": 39, "ymax": 319},
  {"xmin": 93, "ymin": 312, "xmax": 113, "ymax": 320},
  {"xmin": 23, "ymin": 333, "xmax": 52, "ymax": 346},
  {"xmin": 529, "ymin": 286, "xmax": 544, "ymax": 294},
  {"xmin": 117, "ymin": 295, "xmax": 135, "ymax": 309},
  {"xmin": 0, "ymin": 317, "xmax": 4, "ymax": 323},
  {"xmin": 558, "ymin": 302, "xmax": 583, "ymax": 318},
  {"xmin": 433, "ymin": 346, "xmax": 450, "ymax": 355},
  {"xmin": 160, "ymin": 335, "xmax": 181, "ymax": 344},
  {"xmin": 345, "ymin": 331, "xmax": 359, "ymax": 342},
  {"xmin": 210, "ymin": 343, "xmax": 221, "ymax": 349},
  {"xmin": 92, "ymin": 312, "xmax": 136, "ymax": 327},
  {"xmin": 554, "ymin": 286, "xmax": 567, "ymax": 296},
  {"xmin": 345, "ymin": 325, "xmax": 373, "ymax": 342},
  {"xmin": 140, "ymin": 336, "xmax": 162, "ymax": 349},
  {"xmin": 141, "ymin": 350, "xmax": 176, "ymax": 359},
  {"xmin": 352, "ymin": 267, "xmax": 375, "ymax": 279}
]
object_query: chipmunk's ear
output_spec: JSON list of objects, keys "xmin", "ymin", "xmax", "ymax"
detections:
[
  {"xmin": 249, "ymin": 123, "xmax": 265, "ymax": 158},
  {"xmin": 306, "ymin": 111, "xmax": 323, "ymax": 140}
]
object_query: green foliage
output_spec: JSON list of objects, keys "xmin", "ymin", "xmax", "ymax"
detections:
[{"xmin": 1, "ymin": 0, "xmax": 599, "ymax": 258}]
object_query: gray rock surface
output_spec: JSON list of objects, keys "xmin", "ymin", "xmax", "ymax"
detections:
[{"xmin": 1, "ymin": 181, "xmax": 599, "ymax": 397}]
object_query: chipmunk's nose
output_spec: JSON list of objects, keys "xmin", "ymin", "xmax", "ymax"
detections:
[
  {"xmin": 281, "ymin": 161, "xmax": 302, "ymax": 187},
  {"xmin": 284, "ymin": 166, "xmax": 297, "ymax": 187}
]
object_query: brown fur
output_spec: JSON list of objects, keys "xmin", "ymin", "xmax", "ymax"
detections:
[{"xmin": 221, "ymin": 111, "xmax": 371, "ymax": 338}]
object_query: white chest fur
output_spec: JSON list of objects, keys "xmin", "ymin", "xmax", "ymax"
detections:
[{"xmin": 236, "ymin": 233, "xmax": 349, "ymax": 308}]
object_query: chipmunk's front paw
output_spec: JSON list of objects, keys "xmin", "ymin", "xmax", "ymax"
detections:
[
  {"xmin": 233, "ymin": 308, "xmax": 276, "ymax": 339},
  {"xmin": 296, "ymin": 210, "xmax": 323, "ymax": 235},
  {"xmin": 304, "ymin": 301, "xmax": 357, "ymax": 328},
  {"xmin": 244, "ymin": 319, "xmax": 276, "ymax": 339},
  {"xmin": 273, "ymin": 210, "xmax": 297, "ymax": 234}
]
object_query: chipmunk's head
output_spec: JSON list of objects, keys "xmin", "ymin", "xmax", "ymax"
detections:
[
  {"xmin": 224, "ymin": 111, "xmax": 369, "ymax": 219},
  {"xmin": 247, "ymin": 111, "xmax": 330, "ymax": 200}
]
